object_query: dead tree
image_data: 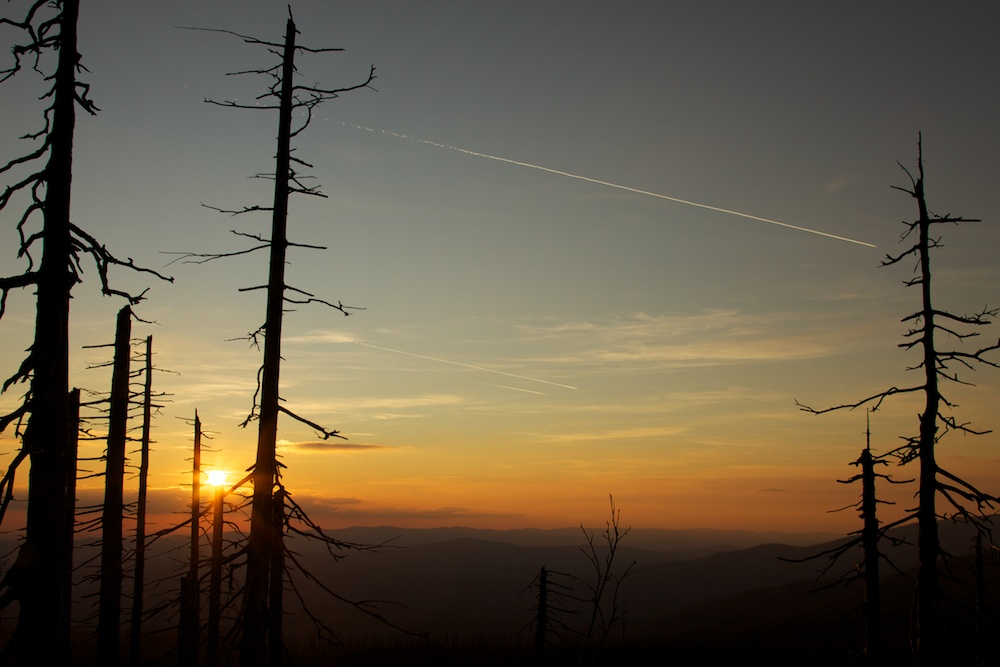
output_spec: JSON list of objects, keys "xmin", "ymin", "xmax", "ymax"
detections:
[
  {"xmin": 179, "ymin": 411, "xmax": 204, "ymax": 666},
  {"xmin": 534, "ymin": 566, "xmax": 548, "ymax": 664},
  {"xmin": 784, "ymin": 414, "xmax": 910, "ymax": 665},
  {"xmin": 207, "ymin": 473, "xmax": 226, "ymax": 662},
  {"xmin": 97, "ymin": 306, "xmax": 133, "ymax": 666},
  {"xmin": 576, "ymin": 495, "xmax": 635, "ymax": 667},
  {"xmin": 0, "ymin": 3, "xmax": 170, "ymax": 663},
  {"xmin": 61, "ymin": 388, "xmax": 80, "ymax": 660},
  {"xmin": 129, "ymin": 336, "xmax": 154, "ymax": 667},
  {"xmin": 523, "ymin": 565, "xmax": 581, "ymax": 665},
  {"xmin": 797, "ymin": 136, "xmax": 1000, "ymax": 665},
  {"xmin": 168, "ymin": 11, "xmax": 375, "ymax": 666}
]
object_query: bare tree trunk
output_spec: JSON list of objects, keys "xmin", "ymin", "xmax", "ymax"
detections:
[
  {"xmin": 61, "ymin": 388, "xmax": 80, "ymax": 663},
  {"xmin": 912, "ymin": 165, "xmax": 942, "ymax": 667},
  {"xmin": 534, "ymin": 566, "xmax": 548, "ymax": 667},
  {"xmin": 129, "ymin": 336, "xmax": 153, "ymax": 667},
  {"xmin": 268, "ymin": 488, "xmax": 286, "ymax": 667},
  {"xmin": 859, "ymin": 444, "xmax": 882, "ymax": 665},
  {"xmin": 241, "ymin": 18, "xmax": 296, "ymax": 667},
  {"xmin": 6, "ymin": 2, "xmax": 80, "ymax": 663},
  {"xmin": 179, "ymin": 412, "xmax": 202, "ymax": 666},
  {"xmin": 208, "ymin": 481, "xmax": 224, "ymax": 662},
  {"xmin": 98, "ymin": 306, "xmax": 133, "ymax": 666},
  {"xmin": 974, "ymin": 532, "xmax": 986, "ymax": 667}
]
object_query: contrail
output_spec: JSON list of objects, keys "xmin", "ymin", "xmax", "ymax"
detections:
[
  {"xmin": 466, "ymin": 380, "xmax": 547, "ymax": 395},
  {"xmin": 354, "ymin": 340, "xmax": 578, "ymax": 391},
  {"xmin": 341, "ymin": 122, "xmax": 875, "ymax": 248}
]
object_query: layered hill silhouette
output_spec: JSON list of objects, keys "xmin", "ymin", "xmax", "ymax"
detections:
[{"xmin": 4, "ymin": 521, "xmax": 994, "ymax": 664}]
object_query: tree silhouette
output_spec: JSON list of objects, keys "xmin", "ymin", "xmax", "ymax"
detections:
[
  {"xmin": 576, "ymin": 495, "xmax": 634, "ymax": 666},
  {"xmin": 797, "ymin": 136, "xmax": 1000, "ymax": 665},
  {"xmin": 523, "ymin": 496, "xmax": 634, "ymax": 667},
  {"xmin": 97, "ymin": 306, "xmax": 132, "ymax": 666},
  {"xmin": 129, "ymin": 335, "xmax": 155, "ymax": 667},
  {"xmin": 0, "ymin": 2, "xmax": 169, "ymax": 663},
  {"xmin": 783, "ymin": 414, "xmax": 910, "ymax": 665},
  {"xmin": 178, "ymin": 411, "xmax": 205, "ymax": 665},
  {"xmin": 168, "ymin": 10, "xmax": 375, "ymax": 665}
]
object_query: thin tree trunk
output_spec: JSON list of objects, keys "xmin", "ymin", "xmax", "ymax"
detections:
[
  {"xmin": 129, "ymin": 336, "xmax": 153, "ymax": 667},
  {"xmin": 208, "ymin": 481, "xmax": 224, "ymax": 662},
  {"xmin": 859, "ymin": 443, "xmax": 881, "ymax": 665},
  {"xmin": 268, "ymin": 488, "xmax": 286, "ymax": 667},
  {"xmin": 179, "ymin": 411, "xmax": 202, "ymax": 666},
  {"xmin": 534, "ymin": 566, "xmax": 548, "ymax": 667},
  {"xmin": 8, "ymin": 2, "xmax": 80, "ymax": 663},
  {"xmin": 98, "ymin": 306, "xmax": 133, "ymax": 667},
  {"xmin": 60, "ymin": 388, "xmax": 80, "ymax": 664},
  {"xmin": 913, "ymin": 165, "xmax": 942, "ymax": 666},
  {"xmin": 241, "ymin": 17, "xmax": 296, "ymax": 667},
  {"xmin": 974, "ymin": 532, "xmax": 985, "ymax": 667}
]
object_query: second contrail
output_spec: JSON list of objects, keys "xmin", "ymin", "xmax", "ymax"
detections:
[{"xmin": 341, "ymin": 122, "xmax": 875, "ymax": 248}]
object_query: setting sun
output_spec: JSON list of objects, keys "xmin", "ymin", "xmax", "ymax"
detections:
[{"xmin": 206, "ymin": 470, "xmax": 228, "ymax": 488}]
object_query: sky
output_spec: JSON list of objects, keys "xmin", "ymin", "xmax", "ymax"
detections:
[{"xmin": 1, "ymin": 1, "xmax": 999, "ymax": 534}]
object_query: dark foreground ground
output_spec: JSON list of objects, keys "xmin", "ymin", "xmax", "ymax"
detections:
[{"xmin": 1, "ymin": 523, "xmax": 997, "ymax": 666}]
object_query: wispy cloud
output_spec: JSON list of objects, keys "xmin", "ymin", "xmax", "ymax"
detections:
[
  {"xmin": 538, "ymin": 425, "xmax": 690, "ymax": 443},
  {"xmin": 353, "ymin": 340, "xmax": 577, "ymax": 390},
  {"xmin": 517, "ymin": 310, "xmax": 879, "ymax": 370},
  {"xmin": 281, "ymin": 441, "xmax": 388, "ymax": 452}
]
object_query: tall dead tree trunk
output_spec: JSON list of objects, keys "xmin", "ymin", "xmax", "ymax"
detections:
[
  {"xmin": 2, "ymin": 3, "xmax": 80, "ymax": 664},
  {"xmin": 0, "ymin": 4, "xmax": 169, "ymax": 662},
  {"xmin": 268, "ymin": 487, "xmax": 287, "ymax": 667},
  {"xmin": 911, "ymin": 162, "xmax": 943, "ymax": 665},
  {"xmin": 973, "ymin": 532, "xmax": 986, "ymax": 666},
  {"xmin": 797, "ymin": 137, "xmax": 999, "ymax": 666},
  {"xmin": 208, "ymin": 479, "xmax": 225, "ymax": 662},
  {"xmin": 859, "ymin": 443, "xmax": 882, "ymax": 665},
  {"xmin": 129, "ymin": 336, "xmax": 154, "ymax": 667},
  {"xmin": 61, "ymin": 388, "xmax": 80, "ymax": 663},
  {"xmin": 98, "ymin": 306, "xmax": 133, "ymax": 666},
  {"xmin": 174, "ymin": 14, "xmax": 372, "ymax": 661},
  {"xmin": 534, "ymin": 566, "xmax": 548, "ymax": 666},
  {"xmin": 180, "ymin": 411, "xmax": 203, "ymax": 666},
  {"xmin": 241, "ymin": 18, "xmax": 296, "ymax": 667}
]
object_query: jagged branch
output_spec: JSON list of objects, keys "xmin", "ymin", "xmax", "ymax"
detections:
[
  {"xmin": 282, "ymin": 547, "xmax": 417, "ymax": 638},
  {"xmin": 0, "ymin": 0, "xmax": 55, "ymax": 83},
  {"xmin": 283, "ymin": 285, "xmax": 361, "ymax": 316},
  {"xmin": 282, "ymin": 491, "xmax": 392, "ymax": 558},
  {"xmin": 781, "ymin": 513, "xmax": 913, "ymax": 577},
  {"xmin": 203, "ymin": 203, "xmax": 275, "ymax": 217},
  {"xmin": 1, "ymin": 4, "xmax": 169, "ymax": 338},
  {"xmin": 276, "ymin": 405, "xmax": 344, "ymax": 440},
  {"xmin": 795, "ymin": 385, "xmax": 922, "ymax": 415},
  {"xmin": 68, "ymin": 222, "xmax": 173, "ymax": 301}
]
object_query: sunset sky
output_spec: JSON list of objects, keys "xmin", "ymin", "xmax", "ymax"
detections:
[{"xmin": 1, "ymin": 1, "xmax": 998, "ymax": 535}]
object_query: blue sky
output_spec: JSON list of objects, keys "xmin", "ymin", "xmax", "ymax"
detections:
[{"xmin": 1, "ymin": 1, "xmax": 998, "ymax": 531}]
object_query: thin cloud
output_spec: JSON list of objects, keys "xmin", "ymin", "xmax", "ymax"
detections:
[
  {"xmin": 539, "ymin": 425, "xmax": 690, "ymax": 444},
  {"xmin": 355, "ymin": 340, "xmax": 578, "ymax": 390},
  {"xmin": 518, "ymin": 311, "xmax": 881, "ymax": 369},
  {"xmin": 282, "ymin": 441, "xmax": 388, "ymax": 452}
]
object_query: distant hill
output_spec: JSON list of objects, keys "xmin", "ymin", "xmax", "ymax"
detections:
[
  {"xmin": 1, "ymin": 521, "xmax": 994, "ymax": 665},
  {"xmin": 323, "ymin": 524, "xmax": 841, "ymax": 552},
  {"xmin": 276, "ymin": 520, "xmax": 986, "ymax": 635}
]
